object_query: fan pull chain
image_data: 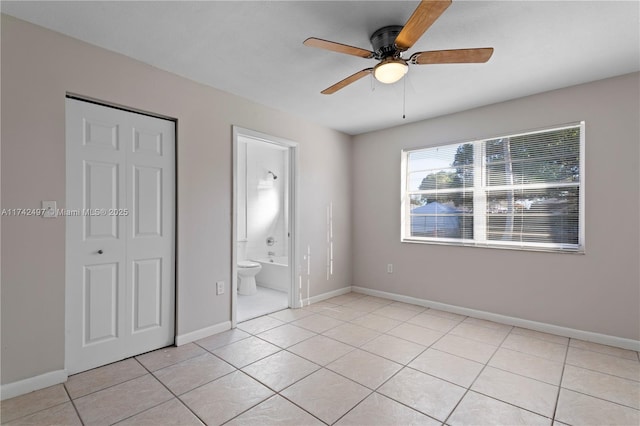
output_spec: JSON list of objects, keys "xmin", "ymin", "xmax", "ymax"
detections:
[{"xmin": 402, "ymin": 76, "xmax": 406, "ymax": 119}]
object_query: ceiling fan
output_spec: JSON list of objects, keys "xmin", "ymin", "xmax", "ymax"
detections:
[{"xmin": 304, "ymin": 0, "xmax": 494, "ymax": 94}]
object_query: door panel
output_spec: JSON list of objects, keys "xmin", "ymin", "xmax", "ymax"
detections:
[
  {"xmin": 83, "ymin": 263, "xmax": 119, "ymax": 344},
  {"xmin": 83, "ymin": 118, "xmax": 119, "ymax": 150},
  {"xmin": 66, "ymin": 98, "xmax": 175, "ymax": 374},
  {"xmin": 126, "ymin": 114, "xmax": 174, "ymax": 352},
  {"xmin": 133, "ymin": 128, "xmax": 163, "ymax": 156},
  {"xmin": 133, "ymin": 258, "xmax": 162, "ymax": 332},
  {"xmin": 133, "ymin": 166, "xmax": 162, "ymax": 237},
  {"xmin": 83, "ymin": 161, "xmax": 120, "ymax": 239}
]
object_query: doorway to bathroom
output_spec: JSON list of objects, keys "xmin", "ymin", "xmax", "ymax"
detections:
[{"xmin": 232, "ymin": 127, "xmax": 298, "ymax": 325}]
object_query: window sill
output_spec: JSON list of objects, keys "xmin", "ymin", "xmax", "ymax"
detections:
[{"xmin": 401, "ymin": 238, "xmax": 585, "ymax": 254}]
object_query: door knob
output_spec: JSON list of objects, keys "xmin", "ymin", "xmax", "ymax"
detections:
[{"xmin": 97, "ymin": 249, "xmax": 103, "ymax": 254}]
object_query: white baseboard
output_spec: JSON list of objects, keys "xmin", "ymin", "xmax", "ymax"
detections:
[
  {"xmin": 3, "ymin": 321, "xmax": 231, "ymax": 401},
  {"xmin": 1, "ymin": 369, "xmax": 67, "ymax": 401},
  {"xmin": 6, "ymin": 288, "xmax": 635, "ymax": 402},
  {"xmin": 352, "ymin": 286, "xmax": 640, "ymax": 352},
  {"xmin": 298, "ymin": 286, "xmax": 352, "ymax": 307},
  {"xmin": 175, "ymin": 321, "xmax": 232, "ymax": 346}
]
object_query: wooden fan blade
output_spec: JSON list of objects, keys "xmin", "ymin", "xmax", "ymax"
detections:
[
  {"xmin": 321, "ymin": 68, "xmax": 373, "ymax": 94},
  {"xmin": 304, "ymin": 37, "xmax": 374, "ymax": 59},
  {"xmin": 395, "ymin": 0, "xmax": 452, "ymax": 51},
  {"xmin": 412, "ymin": 48, "xmax": 494, "ymax": 64}
]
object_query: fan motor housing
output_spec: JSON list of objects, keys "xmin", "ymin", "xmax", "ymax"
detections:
[{"xmin": 370, "ymin": 25, "xmax": 403, "ymax": 60}]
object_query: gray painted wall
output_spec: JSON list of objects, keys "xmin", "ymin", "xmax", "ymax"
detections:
[
  {"xmin": 1, "ymin": 15, "xmax": 352, "ymax": 385},
  {"xmin": 352, "ymin": 72, "xmax": 639, "ymax": 341}
]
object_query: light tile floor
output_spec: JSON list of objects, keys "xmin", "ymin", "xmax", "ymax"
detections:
[
  {"xmin": 2, "ymin": 292, "xmax": 639, "ymax": 425},
  {"xmin": 237, "ymin": 286, "xmax": 288, "ymax": 322}
]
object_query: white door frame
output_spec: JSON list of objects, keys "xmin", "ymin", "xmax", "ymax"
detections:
[{"xmin": 231, "ymin": 126, "xmax": 299, "ymax": 327}]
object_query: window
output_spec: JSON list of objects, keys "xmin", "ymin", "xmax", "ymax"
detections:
[{"xmin": 401, "ymin": 122, "xmax": 584, "ymax": 252}]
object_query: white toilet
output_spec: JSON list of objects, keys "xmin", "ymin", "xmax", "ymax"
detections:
[{"xmin": 237, "ymin": 261, "xmax": 262, "ymax": 295}]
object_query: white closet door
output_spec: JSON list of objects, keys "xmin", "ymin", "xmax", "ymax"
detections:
[{"xmin": 66, "ymin": 99, "xmax": 175, "ymax": 374}]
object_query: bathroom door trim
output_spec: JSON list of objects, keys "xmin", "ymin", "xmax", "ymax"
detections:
[{"xmin": 231, "ymin": 126, "xmax": 300, "ymax": 328}]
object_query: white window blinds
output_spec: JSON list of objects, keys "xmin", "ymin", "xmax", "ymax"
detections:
[{"xmin": 401, "ymin": 122, "xmax": 584, "ymax": 253}]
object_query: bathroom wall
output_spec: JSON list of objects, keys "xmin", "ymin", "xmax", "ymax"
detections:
[{"xmin": 237, "ymin": 137, "xmax": 288, "ymax": 262}]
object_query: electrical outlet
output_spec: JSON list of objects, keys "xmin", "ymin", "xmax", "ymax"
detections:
[
  {"xmin": 387, "ymin": 264, "xmax": 393, "ymax": 274},
  {"xmin": 216, "ymin": 281, "xmax": 224, "ymax": 295}
]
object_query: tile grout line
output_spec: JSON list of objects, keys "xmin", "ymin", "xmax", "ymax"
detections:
[
  {"xmin": 556, "ymin": 387, "xmax": 640, "ymax": 413},
  {"xmin": 125, "ymin": 349, "xmax": 270, "ymax": 425},
  {"xmin": 240, "ymin": 299, "xmax": 430, "ymax": 424},
  {"xmin": 209, "ymin": 297, "xmax": 640, "ymax": 424},
  {"xmin": 440, "ymin": 324, "xmax": 538, "ymax": 425},
  {"xmin": 123, "ymin": 353, "xmax": 211, "ymax": 425},
  {"xmin": 328, "ymin": 388, "xmax": 375, "ymax": 426},
  {"xmin": 560, "ymin": 342, "xmax": 640, "ymax": 412},
  {"xmin": 219, "ymin": 301, "xmax": 640, "ymax": 423},
  {"xmin": 62, "ymin": 383, "xmax": 85, "ymax": 426},
  {"xmin": 246, "ymin": 306, "xmax": 357, "ymax": 425},
  {"xmin": 247, "ymin": 343, "xmax": 336, "ymax": 425},
  {"xmin": 9, "ymin": 294, "xmax": 635, "ymax": 425},
  {"xmin": 200, "ymin": 315, "xmax": 356, "ymax": 425},
  {"xmin": 550, "ymin": 338, "xmax": 571, "ymax": 424},
  {"xmin": 252, "ymin": 325, "xmax": 320, "ymax": 351},
  {"xmin": 326, "ymin": 306, "xmax": 462, "ymax": 425},
  {"xmin": 271, "ymin": 298, "xmax": 375, "ymax": 424},
  {"xmin": 359, "ymin": 317, "xmax": 454, "ymax": 425},
  {"xmin": 365, "ymin": 366, "xmax": 454, "ymax": 425},
  {"xmin": 64, "ymin": 361, "xmax": 149, "ymax": 401},
  {"xmin": 316, "ymin": 339, "xmax": 398, "ymax": 420},
  {"xmin": 213, "ymin": 370, "xmax": 280, "ymax": 426},
  {"xmin": 563, "ymin": 345, "xmax": 640, "ymax": 372},
  {"xmin": 270, "ymin": 368, "xmax": 337, "ymax": 426},
  {"xmin": 0, "ymin": 392, "xmax": 77, "ymax": 426},
  {"xmin": 562, "ymin": 361, "xmax": 640, "ymax": 384}
]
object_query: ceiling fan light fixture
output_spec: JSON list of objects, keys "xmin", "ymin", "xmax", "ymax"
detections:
[
  {"xmin": 373, "ymin": 58, "xmax": 408, "ymax": 84},
  {"xmin": 305, "ymin": 0, "xmax": 493, "ymax": 94}
]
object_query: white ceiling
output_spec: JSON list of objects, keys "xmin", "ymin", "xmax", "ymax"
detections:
[{"xmin": 2, "ymin": 1, "xmax": 639, "ymax": 135}]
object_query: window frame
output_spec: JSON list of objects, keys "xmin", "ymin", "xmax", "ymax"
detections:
[{"xmin": 401, "ymin": 122, "xmax": 585, "ymax": 253}]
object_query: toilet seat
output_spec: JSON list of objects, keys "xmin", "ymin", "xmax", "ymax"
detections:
[{"xmin": 238, "ymin": 261, "xmax": 260, "ymax": 268}]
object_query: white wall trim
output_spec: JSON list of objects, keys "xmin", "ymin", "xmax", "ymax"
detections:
[
  {"xmin": 3, "ymin": 320, "xmax": 233, "ymax": 400},
  {"xmin": 352, "ymin": 286, "xmax": 640, "ymax": 352},
  {"xmin": 0, "ymin": 370, "xmax": 67, "ymax": 401},
  {"xmin": 300, "ymin": 286, "xmax": 353, "ymax": 307},
  {"xmin": 175, "ymin": 321, "xmax": 232, "ymax": 346}
]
